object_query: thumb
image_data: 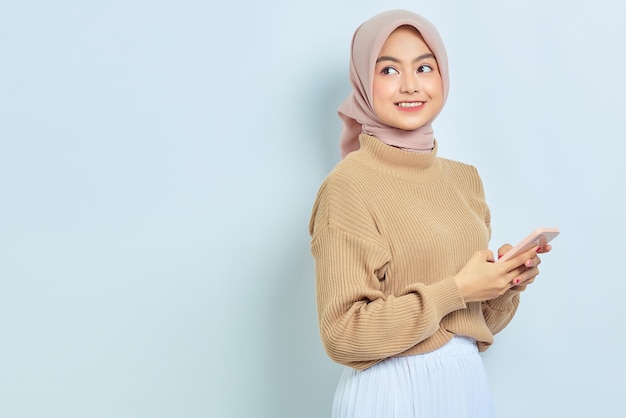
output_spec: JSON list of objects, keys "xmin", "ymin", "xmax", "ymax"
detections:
[
  {"xmin": 478, "ymin": 249, "xmax": 495, "ymax": 263},
  {"xmin": 497, "ymin": 244, "xmax": 513, "ymax": 260}
]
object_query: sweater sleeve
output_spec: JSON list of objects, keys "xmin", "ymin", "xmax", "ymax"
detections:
[
  {"xmin": 311, "ymin": 225, "xmax": 466, "ymax": 369},
  {"xmin": 481, "ymin": 289, "xmax": 521, "ymax": 335}
]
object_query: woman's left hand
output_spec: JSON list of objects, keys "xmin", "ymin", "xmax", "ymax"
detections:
[{"xmin": 497, "ymin": 243, "xmax": 552, "ymax": 290}]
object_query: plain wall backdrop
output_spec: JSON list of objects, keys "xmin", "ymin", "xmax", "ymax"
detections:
[{"xmin": 1, "ymin": 1, "xmax": 625, "ymax": 417}]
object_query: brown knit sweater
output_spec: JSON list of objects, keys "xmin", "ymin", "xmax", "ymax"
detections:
[{"xmin": 309, "ymin": 135, "xmax": 520, "ymax": 370}]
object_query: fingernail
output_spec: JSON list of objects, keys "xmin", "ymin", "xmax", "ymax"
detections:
[
  {"xmin": 514, "ymin": 278, "xmax": 520, "ymax": 284},
  {"xmin": 536, "ymin": 247, "xmax": 542, "ymax": 253}
]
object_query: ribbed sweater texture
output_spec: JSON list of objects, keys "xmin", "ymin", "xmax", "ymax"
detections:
[{"xmin": 309, "ymin": 135, "xmax": 520, "ymax": 370}]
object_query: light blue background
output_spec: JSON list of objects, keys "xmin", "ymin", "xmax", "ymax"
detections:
[{"xmin": 1, "ymin": 1, "xmax": 624, "ymax": 417}]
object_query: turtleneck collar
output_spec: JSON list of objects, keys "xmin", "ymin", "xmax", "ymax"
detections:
[{"xmin": 348, "ymin": 134, "xmax": 443, "ymax": 184}]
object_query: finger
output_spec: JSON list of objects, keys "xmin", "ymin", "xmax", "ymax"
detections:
[
  {"xmin": 539, "ymin": 244, "xmax": 552, "ymax": 254},
  {"xmin": 503, "ymin": 246, "xmax": 540, "ymax": 271},
  {"xmin": 525, "ymin": 255, "xmax": 542, "ymax": 268},
  {"xmin": 497, "ymin": 243, "xmax": 513, "ymax": 260},
  {"xmin": 480, "ymin": 249, "xmax": 495, "ymax": 263},
  {"xmin": 516, "ymin": 277, "xmax": 536, "ymax": 289},
  {"xmin": 511, "ymin": 279, "xmax": 532, "ymax": 291},
  {"xmin": 517, "ymin": 267, "xmax": 539, "ymax": 285},
  {"xmin": 505, "ymin": 264, "xmax": 529, "ymax": 285}
]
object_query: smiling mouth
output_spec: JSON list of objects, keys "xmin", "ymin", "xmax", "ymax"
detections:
[{"xmin": 396, "ymin": 101, "xmax": 425, "ymax": 108}]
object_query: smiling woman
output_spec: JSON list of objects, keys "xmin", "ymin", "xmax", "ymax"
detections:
[{"xmin": 308, "ymin": 9, "xmax": 553, "ymax": 418}]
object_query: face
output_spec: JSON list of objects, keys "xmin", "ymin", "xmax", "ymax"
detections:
[{"xmin": 372, "ymin": 26, "xmax": 443, "ymax": 131}]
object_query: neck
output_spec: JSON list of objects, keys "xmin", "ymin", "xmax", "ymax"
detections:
[{"xmin": 362, "ymin": 123, "xmax": 435, "ymax": 153}]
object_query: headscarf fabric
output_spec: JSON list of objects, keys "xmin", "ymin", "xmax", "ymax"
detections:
[{"xmin": 338, "ymin": 9, "xmax": 449, "ymax": 158}]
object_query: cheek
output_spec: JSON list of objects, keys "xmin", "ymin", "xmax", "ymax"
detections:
[
  {"xmin": 426, "ymin": 76, "xmax": 444, "ymax": 101},
  {"xmin": 372, "ymin": 78, "xmax": 393, "ymax": 110}
]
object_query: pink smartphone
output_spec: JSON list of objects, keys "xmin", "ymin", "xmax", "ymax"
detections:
[{"xmin": 496, "ymin": 227, "xmax": 559, "ymax": 263}]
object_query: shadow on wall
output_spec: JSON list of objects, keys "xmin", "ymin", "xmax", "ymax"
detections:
[{"xmin": 265, "ymin": 66, "xmax": 349, "ymax": 417}]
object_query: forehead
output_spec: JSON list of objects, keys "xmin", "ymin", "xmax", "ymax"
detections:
[{"xmin": 378, "ymin": 25, "xmax": 433, "ymax": 56}]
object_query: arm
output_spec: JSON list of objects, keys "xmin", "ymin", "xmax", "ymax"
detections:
[
  {"xmin": 481, "ymin": 243, "xmax": 552, "ymax": 334},
  {"xmin": 312, "ymin": 225, "xmax": 466, "ymax": 370},
  {"xmin": 481, "ymin": 289, "xmax": 521, "ymax": 335}
]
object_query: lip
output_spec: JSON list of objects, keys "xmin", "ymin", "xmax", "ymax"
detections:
[{"xmin": 395, "ymin": 101, "xmax": 425, "ymax": 112}]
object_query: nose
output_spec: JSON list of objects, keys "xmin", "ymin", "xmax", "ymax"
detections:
[{"xmin": 400, "ymin": 73, "xmax": 420, "ymax": 93}]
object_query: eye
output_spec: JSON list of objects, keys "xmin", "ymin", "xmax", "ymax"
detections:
[
  {"xmin": 380, "ymin": 66, "xmax": 399, "ymax": 75},
  {"xmin": 417, "ymin": 64, "xmax": 434, "ymax": 73}
]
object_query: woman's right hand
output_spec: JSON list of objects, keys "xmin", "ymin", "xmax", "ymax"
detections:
[{"xmin": 453, "ymin": 246, "xmax": 540, "ymax": 302}]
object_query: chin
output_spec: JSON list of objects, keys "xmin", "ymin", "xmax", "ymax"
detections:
[{"xmin": 394, "ymin": 121, "xmax": 428, "ymax": 130}]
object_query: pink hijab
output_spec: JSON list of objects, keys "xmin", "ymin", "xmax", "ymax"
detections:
[{"xmin": 338, "ymin": 10, "xmax": 449, "ymax": 158}]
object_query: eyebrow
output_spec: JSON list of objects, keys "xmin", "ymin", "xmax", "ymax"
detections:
[{"xmin": 375, "ymin": 53, "xmax": 435, "ymax": 64}]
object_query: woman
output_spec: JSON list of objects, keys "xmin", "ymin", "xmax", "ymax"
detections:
[{"xmin": 309, "ymin": 9, "xmax": 551, "ymax": 418}]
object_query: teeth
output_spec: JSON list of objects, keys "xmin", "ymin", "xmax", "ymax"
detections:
[{"xmin": 397, "ymin": 102, "xmax": 424, "ymax": 108}]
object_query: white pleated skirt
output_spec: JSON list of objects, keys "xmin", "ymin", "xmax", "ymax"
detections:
[{"xmin": 331, "ymin": 336, "xmax": 496, "ymax": 418}]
